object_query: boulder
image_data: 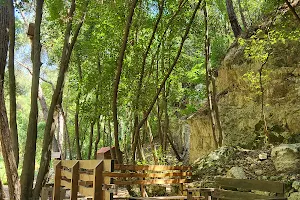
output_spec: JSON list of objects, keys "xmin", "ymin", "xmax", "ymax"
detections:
[
  {"xmin": 289, "ymin": 192, "xmax": 300, "ymax": 200},
  {"xmin": 259, "ymin": 153, "xmax": 268, "ymax": 160},
  {"xmin": 292, "ymin": 181, "xmax": 300, "ymax": 191},
  {"xmin": 271, "ymin": 144, "xmax": 300, "ymax": 173},
  {"xmin": 227, "ymin": 167, "xmax": 247, "ymax": 179}
]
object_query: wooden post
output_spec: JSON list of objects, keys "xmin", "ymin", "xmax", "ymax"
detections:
[
  {"xmin": 93, "ymin": 160, "xmax": 104, "ymax": 199},
  {"xmin": 179, "ymin": 170, "xmax": 184, "ymax": 195},
  {"xmin": 70, "ymin": 161, "xmax": 79, "ymax": 200},
  {"xmin": 187, "ymin": 191, "xmax": 193, "ymax": 200},
  {"xmin": 103, "ymin": 159, "xmax": 113, "ymax": 200},
  {"xmin": 53, "ymin": 161, "xmax": 61, "ymax": 200},
  {"xmin": 141, "ymin": 169, "xmax": 146, "ymax": 197}
]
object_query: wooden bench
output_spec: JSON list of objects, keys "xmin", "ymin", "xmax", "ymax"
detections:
[
  {"xmin": 53, "ymin": 159, "xmax": 113, "ymax": 200},
  {"xmin": 187, "ymin": 177, "xmax": 287, "ymax": 200},
  {"xmin": 103, "ymin": 164, "xmax": 204, "ymax": 200}
]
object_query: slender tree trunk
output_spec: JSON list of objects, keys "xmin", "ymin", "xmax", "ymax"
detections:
[
  {"xmin": 112, "ymin": 0, "xmax": 138, "ymax": 164},
  {"xmin": 204, "ymin": 0, "xmax": 218, "ymax": 148},
  {"xmin": 285, "ymin": 0, "xmax": 300, "ymax": 23},
  {"xmin": 20, "ymin": 0, "xmax": 44, "ymax": 198},
  {"xmin": 94, "ymin": 118, "xmax": 101, "ymax": 159},
  {"xmin": 0, "ymin": 178, "xmax": 4, "ymax": 200},
  {"xmin": 210, "ymin": 71, "xmax": 223, "ymax": 147},
  {"xmin": 237, "ymin": 0, "xmax": 247, "ymax": 31},
  {"xmin": 146, "ymin": 120, "xmax": 158, "ymax": 164},
  {"xmin": 75, "ymin": 55, "xmax": 83, "ymax": 159},
  {"xmin": 132, "ymin": 0, "xmax": 164, "ymax": 161},
  {"xmin": 87, "ymin": 121, "xmax": 95, "ymax": 159},
  {"xmin": 166, "ymin": 132, "xmax": 182, "ymax": 161},
  {"xmin": 135, "ymin": 0, "xmax": 202, "ymax": 137},
  {"xmin": 226, "ymin": 0, "xmax": 242, "ymax": 37},
  {"xmin": 7, "ymin": 0, "xmax": 19, "ymax": 167},
  {"xmin": 0, "ymin": 5, "xmax": 20, "ymax": 199},
  {"xmin": 33, "ymin": 0, "xmax": 89, "ymax": 198}
]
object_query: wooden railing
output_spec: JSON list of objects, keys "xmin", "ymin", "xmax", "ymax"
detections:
[
  {"xmin": 104, "ymin": 164, "xmax": 192, "ymax": 198},
  {"xmin": 53, "ymin": 159, "xmax": 113, "ymax": 200}
]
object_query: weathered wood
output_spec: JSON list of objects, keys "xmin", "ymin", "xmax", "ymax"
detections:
[
  {"xmin": 103, "ymin": 172, "xmax": 192, "ymax": 178},
  {"xmin": 115, "ymin": 164, "xmax": 191, "ymax": 171},
  {"xmin": 61, "ymin": 180, "xmax": 71, "ymax": 189},
  {"xmin": 70, "ymin": 161, "xmax": 79, "ymax": 200},
  {"xmin": 114, "ymin": 178, "xmax": 190, "ymax": 185},
  {"xmin": 93, "ymin": 160, "xmax": 103, "ymax": 200},
  {"xmin": 128, "ymin": 196, "xmax": 204, "ymax": 199},
  {"xmin": 79, "ymin": 160, "xmax": 102, "ymax": 170},
  {"xmin": 79, "ymin": 173, "xmax": 94, "ymax": 182},
  {"xmin": 212, "ymin": 189, "xmax": 282, "ymax": 200},
  {"xmin": 53, "ymin": 161, "xmax": 61, "ymax": 200},
  {"xmin": 78, "ymin": 185, "xmax": 93, "ymax": 197},
  {"xmin": 215, "ymin": 177, "xmax": 285, "ymax": 194},
  {"xmin": 61, "ymin": 160, "xmax": 78, "ymax": 169},
  {"xmin": 61, "ymin": 170, "xmax": 72, "ymax": 179}
]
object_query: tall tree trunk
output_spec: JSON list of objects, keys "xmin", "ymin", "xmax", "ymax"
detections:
[
  {"xmin": 226, "ymin": 0, "xmax": 242, "ymax": 38},
  {"xmin": 7, "ymin": 0, "xmax": 19, "ymax": 167},
  {"xmin": 134, "ymin": 0, "xmax": 202, "ymax": 141},
  {"xmin": 94, "ymin": 118, "xmax": 101, "ymax": 159},
  {"xmin": 146, "ymin": 120, "xmax": 158, "ymax": 164},
  {"xmin": 87, "ymin": 121, "xmax": 95, "ymax": 160},
  {"xmin": 0, "ymin": 178, "xmax": 4, "ymax": 200},
  {"xmin": 112, "ymin": 0, "xmax": 138, "ymax": 164},
  {"xmin": 132, "ymin": 0, "xmax": 164, "ymax": 162},
  {"xmin": 0, "ymin": 4, "xmax": 20, "ymax": 199},
  {"xmin": 204, "ymin": 0, "xmax": 218, "ymax": 148},
  {"xmin": 20, "ymin": 0, "xmax": 44, "ymax": 198},
  {"xmin": 33, "ymin": 0, "xmax": 89, "ymax": 198},
  {"xmin": 210, "ymin": 70, "xmax": 223, "ymax": 147},
  {"xmin": 75, "ymin": 61, "xmax": 83, "ymax": 160},
  {"xmin": 237, "ymin": 0, "xmax": 247, "ymax": 31}
]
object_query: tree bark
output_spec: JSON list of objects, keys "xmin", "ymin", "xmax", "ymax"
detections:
[
  {"xmin": 20, "ymin": 0, "xmax": 44, "ymax": 198},
  {"xmin": 33, "ymin": 0, "xmax": 89, "ymax": 198},
  {"xmin": 146, "ymin": 120, "xmax": 158, "ymax": 164},
  {"xmin": 285, "ymin": 0, "xmax": 300, "ymax": 23},
  {"xmin": 226, "ymin": 0, "xmax": 242, "ymax": 38},
  {"xmin": 94, "ymin": 118, "xmax": 101, "ymax": 159},
  {"xmin": 75, "ymin": 60, "xmax": 83, "ymax": 160},
  {"xmin": 204, "ymin": 0, "xmax": 218, "ymax": 148},
  {"xmin": 112, "ymin": 0, "xmax": 138, "ymax": 164},
  {"xmin": 87, "ymin": 121, "xmax": 95, "ymax": 159},
  {"xmin": 7, "ymin": 0, "xmax": 19, "ymax": 167},
  {"xmin": 0, "ymin": 4, "xmax": 20, "ymax": 199},
  {"xmin": 134, "ymin": 0, "xmax": 202, "ymax": 144},
  {"xmin": 238, "ymin": 0, "xmax": 247, "ymax": 30}
]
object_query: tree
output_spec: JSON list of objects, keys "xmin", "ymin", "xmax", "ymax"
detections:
[
  {"xmin": 20, "ymin": 0, "xmax": 44, "ymax": 199},
  {"xmin": 112, "ymin": 0, "xmax": 139, "ymax": 164},
  {"xmin": 0, "ymin": 3, "xmax": 20, "ymax": 200},
  {"xmin": 226, "ymin": 0, "xmax": 242, "ymax": 37}
]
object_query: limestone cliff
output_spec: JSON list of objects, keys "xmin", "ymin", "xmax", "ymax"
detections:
[{"xmin": 188, "ymin": 17, "xmax": 300, "ymax": 162}]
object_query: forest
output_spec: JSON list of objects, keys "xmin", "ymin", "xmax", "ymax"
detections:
[{"xmin": 0, "ymin": 0, "xmax": 300, "ymax": 199}]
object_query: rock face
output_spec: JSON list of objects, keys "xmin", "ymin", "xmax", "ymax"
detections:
[
  {"xmin": 187, "ymin": 36, "xmax": 300, "ymax": 162},
  {"xmin": 271, "ymin": 144, "xmax": 300, "ymax": 173}
]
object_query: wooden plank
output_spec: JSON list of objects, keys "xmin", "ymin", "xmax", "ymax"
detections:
[
  {"xmin": 93, "ymin": 161, "xmax": 103, "ymax": 200},
  {"xmin": 79, "ymin": 160, "xmax": 102, "ymax": 170},
  {"xmin": 103, "ymin": 159, "xmax": 113, "ymax": 200},
  {"xmin": 61, "ymin": 170, "xmax": 72, "ymax": 180},
  {"xmin": 79, "ymin": 173, "xmax": 94, "ymax": 182},
  {"xmin": 78, "ymin": 185, "xmax": 94, "ymax": 197},
  {"xmin": 53, "ymin": 161, "xmax": 61, "ymax": 200},
  {"xmin": 103, "ymin": 172, "xmax": 192, "ymax": 178},
  {"xmin": 115, "ymin": 164, "xmax": 191, "ymax": 171},
  {"xmin": 114, "ymin": 179, "xmax": 190, "ymax": 185},
  {"xmin": 212, "ymin": 189, "xmax": 275, "ymax": 200},
  {"xmin": 127, "ymin": 196, "xmax": 204, "ymax": 199},
  {"xmin": 70, "ymin": 161, "xmax": 79, "ymax": 200},
  {"xmin": 61, "ymin": 160, "xmax": 78, "ymax": 169},
  {"xmin": 61, "ymin": 179, "xmax": 71, "ymax": 189},
  {"xmin": 216, "ymin": 177, "xmax": 285, "ymax": 194}
]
